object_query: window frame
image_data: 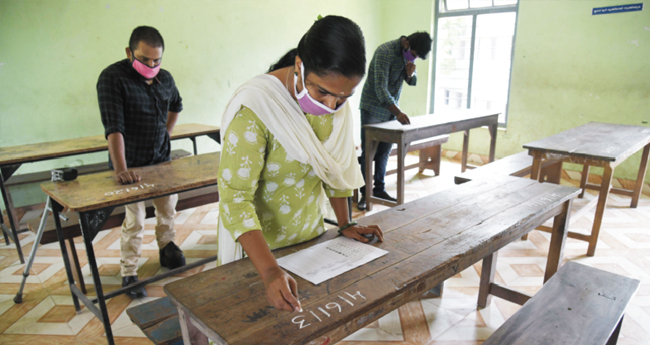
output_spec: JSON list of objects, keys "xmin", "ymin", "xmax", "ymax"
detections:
[{"xmin": 429, "ymin": 0, "xmax": 520, "ymax": 127}]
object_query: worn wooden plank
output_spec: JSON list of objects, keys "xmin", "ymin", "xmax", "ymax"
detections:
[
  {"xmin": 127, "ymin": 297, "xmax": 178, "ymax": 330},
  {"xmin": 0, "ymin": 123, "xmax": 219, "ymax": 166},
  {"xmin": 143, "ymin": 316, "xmax": 183, "ymax": 345},
  {"xmin": 483, "ymin": 261, "xmax": 640, "ymax": 345},
  {"xmin": 41, "ymin": 152, "xmax": 220, "ymax": 212},
  {"xmin": 28, "ymin": 185, "xmax": 219, "ymax": 244},
  {"xmin": 523, "ymin": 122, "xmax": 650, "ymax": 164},
  {"xmin": 165, "ymin": 176, "xmax": 580, "ymax": 345},
  {"xmin": 6, "ymin": 149, "xmax": 191, "ymax": 187},
  {"xmin": 455, "ymin": 151, "xmax": 562, "ymax": 184}
]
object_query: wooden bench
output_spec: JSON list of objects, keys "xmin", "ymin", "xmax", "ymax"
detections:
[
  {"xmin": 454, "ymin": 151, "xmax": 563, "ymax": 185},
  {"xmin": 127, "ymin": 296, "xmax": 183, "ymax": 345},
  {"xmin": 483, "ymin": 261, "xmax": 640, "ymax": 345},
  {"xmin": 353, "ymin": 135, "xmax": 449, "ymax": 203},
  {"xmin": 387, "ymin": 135, "xmax": 449, "ymax": 176}
]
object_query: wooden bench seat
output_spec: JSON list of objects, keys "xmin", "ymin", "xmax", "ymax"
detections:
[
  {"xmin": 454, "ymin": 150, "xmax": 562, "ymax": 185},
  {"xmin": 127, "ymin": 296, "xmax": 183, "ymax": 345},
  {"xmin": 483, "ymin": 261, "xmax": 639, "ymax": 345},
  {"xmin": 354, "ymin": 135, "xmax": 449, "ymax": 203},
  {"xmin": 386, "ymin": 135, "xmax": 449, "ymax": 176},
  {"xmin": 28, "ymin": 184, "xmax": 219, "ymax": 293}
]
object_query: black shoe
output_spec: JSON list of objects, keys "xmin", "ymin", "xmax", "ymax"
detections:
[
  {"xmin": 122, "ymin": 276, "xmax": 147, "ymax": 298},
  {"xmin": 373, "ymin": 190, "xmax": 397, "ymax": 202},
  {"xmin": 357, "ymin": 196, "xmax": 367, "ymax": 211},
  {"xmin": 160, "ymin": 241, "xmax": 186, "ymax": 269}
]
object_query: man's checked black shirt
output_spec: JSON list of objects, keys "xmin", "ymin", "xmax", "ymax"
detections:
[{"xmin": 97, "ymin": 59, "xmax": 183, "ymax": 169}]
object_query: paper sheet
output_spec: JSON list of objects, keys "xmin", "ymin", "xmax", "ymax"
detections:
[{"xmin": 277, "ymin": 237, "xmax": 389, "ymax": 285}]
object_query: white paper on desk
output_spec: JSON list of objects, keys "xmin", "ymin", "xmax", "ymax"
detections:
[{"xmin": 277, "ymin": 237, "xmax": 388, "ymax": 285}]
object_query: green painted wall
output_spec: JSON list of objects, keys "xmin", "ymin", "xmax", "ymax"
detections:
[
  {"xmin": 437, "ymin": 0, "xmax": 650, "ymax": 179},
  {"xmin": 0, "ymin": 0, "xmax": 384, "ymax": 208},
  {"xmin": 2, "ymin": 0, "xmax": 649, "ymax": 210}
]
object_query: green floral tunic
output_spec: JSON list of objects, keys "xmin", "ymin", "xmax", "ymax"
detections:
[{"xmin": 218, "ymin": 106, "xmax": 352, "ymax": 249}]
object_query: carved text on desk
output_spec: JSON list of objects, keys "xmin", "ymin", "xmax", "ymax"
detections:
[
  {"xmin": 104, "ymin": 183, "xmax": 155, "ymax": 196},
  {"xmin": 525, "ymin": 193, "xmax": 560, "ymax": 208},
  {"xmin": 291, "ymin": 290, "xmax": 366, "ymax": 330}
]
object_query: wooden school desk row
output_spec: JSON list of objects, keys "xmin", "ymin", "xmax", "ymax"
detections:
[
  {"xmin": 0, "ymin": 123, "xmax": 220, "ymax": 263},
  {"xmin": 28, "ymin": 118, "xmax": 648, "ymax": 344}
]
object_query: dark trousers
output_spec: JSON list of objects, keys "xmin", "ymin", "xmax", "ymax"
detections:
[{"xmin": 360, "ymin": 109, "xmax": 394, "ymax": 196}]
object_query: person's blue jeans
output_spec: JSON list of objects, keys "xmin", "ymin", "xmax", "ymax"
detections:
[{"xmin": 359, "ymin": 109, "xmax": 394, "ymax": 196}]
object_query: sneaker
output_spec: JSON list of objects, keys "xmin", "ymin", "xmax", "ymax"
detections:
[
  {"xmin": 122, "ymin": 275, "xmax": 147, "ymax": 298},
  {"xmin": 160, "ymin": 241, "xmax": 186, "ymax": 269},
  {"xmin": 373, "ymin": 190, "xmax": 397, "ymax": 202},
  {"xmin": 357, "ymin": 196, "xmax": 367, "ymax": 211}
]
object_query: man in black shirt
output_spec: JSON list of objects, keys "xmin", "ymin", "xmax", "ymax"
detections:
[{"xmin": 97, "ymin": 26, "xmax": 185, "ymax": 298}]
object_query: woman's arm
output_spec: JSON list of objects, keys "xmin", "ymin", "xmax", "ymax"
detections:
[
  {"xmin": 238, "ymin": 230, "xmax": 301, "ymax": 312},
  {"xmin": 329, "ymin": 197, "xmax": 384, "ymax": 242}
]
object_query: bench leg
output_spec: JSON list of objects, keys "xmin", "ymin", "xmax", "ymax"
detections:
[
  {"xmin": 478, "ymin": 251, "xmax": 498, "ymax": 308},
  {"xmin": 587, "ymin": 165, "xmax": 614, "ymax": 257},
  {"xmin": 178, "ymin": 305, "xmax": 209, "ymax": 345},
  {"xmin": 542, "ymin": 160, "xmax": 563, "ymax": 184},
  {"xmin": 461, "ymin": 130, "xmax": 470, "ymax": 173},
  {"xmin": 418, "ymin": 145, "xmax": 443, "ymax": 175},
  {"xmin": 545, "ymin": 199, "xmax": 572, "ymax": 282},
  {"xmin": 630, "ymin": 144, "xmax": 649, "ymax": 208},
  {"xmin": 579, "ymin": 164, "xmax": 590, "ymax": 198},
  {"xmin": 606, "ymin": 315, "xmax": 624, "ymax": 345},
  {"xmin": 397, "ymin": 142, "xmax": 410, "ymax": 205},
  {"xmin": 364, "ymin": 132, "xmax": 379, "ymax": 212},
  {"xmin": 65, "ymin": 238, "xmax": 87, "ymax": 294}
]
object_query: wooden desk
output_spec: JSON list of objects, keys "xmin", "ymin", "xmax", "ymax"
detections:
[
  {"xmin": 524, "ymin": 122, "xmax": 650, "ymax": 256},
  {"xmin": 363, "ymin": 111, "xmax": 499, "ymax": 210},
  {"xmin": 0, "ymin": 123, "xmax": 219, "ymax": 263},
  {"xmin": 40, "ymin": 152, "xmax": 220, "ymax": 345},
  {"xmin": 165, "ymin": 176, "xmax": 579, "ymax": 345}
]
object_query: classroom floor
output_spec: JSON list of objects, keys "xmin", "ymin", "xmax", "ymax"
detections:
[{"xmin": 1, "ymin": 153, "xmax": 650, "ymax": 345}]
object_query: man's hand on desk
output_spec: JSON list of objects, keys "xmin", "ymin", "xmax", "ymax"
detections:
[
  {"xmin": 115, "ymin": 169, "xmax": 141, "ymax": 184},
  {"xmin": 341, "ymin": 224, "xmax": 385, "ymax": 243},
  {"xmin": 263, "ymin": 266, "xmax": 302, "ymax": 312},
  {"xmin": 396, "ymin": 112, "xmax": 411, "ymax": 125}
]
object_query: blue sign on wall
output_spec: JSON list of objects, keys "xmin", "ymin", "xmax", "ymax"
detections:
[{"xmin": 593, "ymin": 3, "xmax": 643, "ymax": 15}]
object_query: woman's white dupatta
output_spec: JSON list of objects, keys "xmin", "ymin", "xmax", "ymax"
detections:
[{"xmin": 217, "ymin": 74, "xmax": 364, "ymax": 265}]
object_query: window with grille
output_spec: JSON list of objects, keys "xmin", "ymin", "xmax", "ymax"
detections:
[{"xmin": 430, "ymin": 0, "xmax": 519, "ymax": 126}]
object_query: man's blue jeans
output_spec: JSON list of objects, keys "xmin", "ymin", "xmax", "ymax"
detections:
[{"xmin": 360, "ymin": 109, "xmax": 394, "ymax": 196}]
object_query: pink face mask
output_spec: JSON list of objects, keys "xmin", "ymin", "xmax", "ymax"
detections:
[
  {"xmin": 132, "ymin": 57, "xmax": 161, "ymax": 79},
  {"xmin": 294, "ymin": 63, "xmax": 346, "ymax": 116}
]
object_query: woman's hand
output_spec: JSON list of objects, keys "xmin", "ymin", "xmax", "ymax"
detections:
[
  {"xmin": 262, "ymin": 266, "xmax": 302, "ymax": 312},
  {"xmin": 341, "ymin": 224, "xmax": 384, "ymax": 243}
]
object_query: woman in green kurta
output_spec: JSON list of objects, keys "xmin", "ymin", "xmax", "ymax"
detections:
[{"xmin": 217, "ymin": 16, "xmax": 384, "ymax": 313}]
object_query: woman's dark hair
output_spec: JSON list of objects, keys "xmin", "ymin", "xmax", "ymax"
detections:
[
  {"xmin": 268, "ymin": 15, "xmax": 366, "ymax": 78},
  {"xmin": 407, "ymin": 32, "xmax": 432, "ymax": 59},
  {"xmin": 129, "ymin": 26, "xmax": 165, "ymax": 52}
]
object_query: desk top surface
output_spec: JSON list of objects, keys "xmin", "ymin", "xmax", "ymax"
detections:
[
  {"xmin": 0, "ymin": 123, "xmax": 219, "ymax": 166},
  {"xmin": 41, "ymin": 152, "xmax": 219, "ymax": 212},
  {"xmin": 363, "ymin": 110, "xmax": 499, "ymax": 132},
  {"xmin": 523, "ymin": 122, "xmax": 650, "ymax": 163},
  {"xmin": 165, "ymin": 176, "xmax": 579, "ymax": 345}
]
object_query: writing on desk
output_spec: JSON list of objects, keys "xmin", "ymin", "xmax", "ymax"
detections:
[
  {"xmin": 291, "ymin": 290, "xmax": 366, "ymax": 330},
  {"xmin": 104, "ymin": 183, "xmax": 155, "ymax": 196}
]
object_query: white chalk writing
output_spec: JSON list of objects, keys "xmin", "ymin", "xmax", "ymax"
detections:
[
  {"xmin": 291, "ymin": 290, "xmax": 366, "ymax": 330},
  {"xmin": 104, "ymin": 183, "xmax": 155, "ymax": 196}
]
